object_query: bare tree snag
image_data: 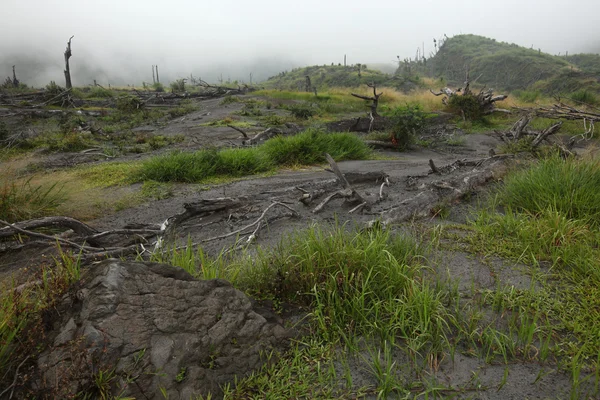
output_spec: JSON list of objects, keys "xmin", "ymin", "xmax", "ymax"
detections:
[
  {"xmin": 351, "ymin": 83, "xmax": 383, "ymax": 118},
  {"xmin": 152, "ymin": 65, "xmax": 156, "ymax": 84},
  {"xmin": 429, "ymin": 159, "xmax": 440, "ymax": 174},
  {"xmin": 155, "ymin": 65, "xmax": 160, "ymax": 83},
  {"xmin": 11, "ymin": 65, "xmax": 19, "ymax": 87},
  {"xmin": 64, "ymin": 36, "xmax": 74, "ymax": 90}
]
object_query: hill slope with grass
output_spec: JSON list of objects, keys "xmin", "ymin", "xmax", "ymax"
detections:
[
  {"xmin": 421, "ymin": 34, "xmax": 600, "ymax": 98},
  {"xmin": 261, "ymin": 64, "xmax": 426, "ymax": 92}
]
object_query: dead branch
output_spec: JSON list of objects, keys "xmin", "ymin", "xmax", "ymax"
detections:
[
  {"xmin": 200, "ymin": 202, "xmax": 298, "ymax": 244},
  {"xmin": 532, "ymin": 122, "xmax": 563, "ymax": 148},
  {"xmin": 0, "ymin": 216, "xmax": 96, "ymax": 239},
  {"xmin": 228, "ymin": 124, "xmax": 249, "ymax": 138},
  {"xmin": 242, "ymin": 128, "xmax": 277, "ymax": 146},
  {"xmin": 379, "ymin": 177, "xmax": 390, "ymax": 201}
]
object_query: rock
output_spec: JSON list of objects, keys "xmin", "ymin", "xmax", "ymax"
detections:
[{"xmin": 36, "ymin": 259, "xmax": 293, "ymax": 399}]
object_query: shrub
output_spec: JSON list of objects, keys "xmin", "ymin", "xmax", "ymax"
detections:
[
  {"xmin": 152, "ymin": 83, "xmax": 165, "ymax": 92},
  {"xmin": 286, "ymin": 102, "xmax": 317, "ymax": 119},
  {"xmin": 116, "ymin": 95, "xmax": 143, "ymax": 112},
  {"xmin": 570, "ymin": 89, "xmax": 598, "ymax": 106},
  {"xmin": 388, "ymin": 104, "xmax": 428, "ymax": 150},
  {"xmin": 170, "ymin": 79, "xmax": 186, "ymax": 93},
  {"xmin": 447, "ymin": 93, "xmax": 483, "ymax": 120},
  {"xmin": 89, "ymin": 86, "xmax": 114, "ymax": 98},
  {"xmin": 513, "ymin": 89, "xmax": 541, "ymax": 103}
]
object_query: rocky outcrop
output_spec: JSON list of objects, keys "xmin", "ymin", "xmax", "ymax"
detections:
[{"xmin": 36, "ymin": 259, "xmax": 292, "ymax": 399}]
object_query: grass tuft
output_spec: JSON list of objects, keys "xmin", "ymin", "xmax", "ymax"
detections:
[
  {"xmin": 0, "ymin": 175, "xmax": 64, "ymax": 222},
  {"xmin": 138, "ymin": 129, "xmax": 371, "ymax": 183},
  {"xmin": 500, "ymin": 155, "xmax": 600, "ymax": 226}
]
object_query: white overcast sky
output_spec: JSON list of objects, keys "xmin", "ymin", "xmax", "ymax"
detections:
[{"xmin": 1, "ymin": 0, "xmax": 599, "ymax": 85}]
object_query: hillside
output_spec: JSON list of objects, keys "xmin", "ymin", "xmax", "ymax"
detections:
[
  {"xmin": 261, "ymin": 64, "xmax": 424, "ymax": 92},
  {"xmin": 416, "ymin": 34, "xmax": 600, "ymax": 96}
]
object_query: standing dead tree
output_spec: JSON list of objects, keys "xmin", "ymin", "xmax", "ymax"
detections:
[
  {"xmin": 351, "ymin": 83, "xmax": 383, "ymax": 132},
  {"xmin": 352, "ymin": 83, "xmax": 382, "ymax": 117},
  {"xmin": 64, "ymin": 36, "xmax": 74, "ymax": 90},
  {"xmin": 11, "ymin": 65, "xmax": 19, "ymax": 87}
]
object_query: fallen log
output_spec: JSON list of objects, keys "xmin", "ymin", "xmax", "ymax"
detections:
[{"xmin": 368, "ymin": 156, "xmax": 509, "ymax": 227}]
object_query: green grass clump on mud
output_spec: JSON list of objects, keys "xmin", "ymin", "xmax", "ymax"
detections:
[
  {"xmin": 500, "ymin": 155, "xmax": 600, "ymax": 226},
  {"xmin": 0, "ymin": 176, "xmax": 64, "ymax": 222},
  {"xmin": 448, "ymin": 154, "xmax": 600, "ymax": 378},
  {"xmin": 138, "ymin": 129, "xmax": 372, "ymax": 183}
]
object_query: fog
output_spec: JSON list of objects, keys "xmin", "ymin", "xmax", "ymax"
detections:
[{"xmin": 1, "ymin": 0, "xmax": 599, "ymax": 87}]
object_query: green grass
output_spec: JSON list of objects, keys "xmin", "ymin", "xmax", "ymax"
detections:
[
  {"xmin": 155, "ymin": 224, "xmax": 452, "ymax": 397},
  {"xmin": 569, "ymin": 89, "xmax": 598, "ymax": 106},
  {"xmin": 500, "ymin": 155, "xmax": 600, "ymax": 226},
  {"xmin": 0, "ymin": 176, "xmax": 65, "ymax": 222},
  {"xmin": 75, "ymin": 162, "xmax": 142, "ymax": 187},
  {"xmin": 0, "ymin": 248, "xmax": 81, "ymax": 387},
  {"xmin": 138, "ymin": 129, "xmax": 372, "ymax": 183}
]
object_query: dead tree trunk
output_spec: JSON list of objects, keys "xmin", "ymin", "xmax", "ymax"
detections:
[
  {"xmin": 64, "ymin": 36, "xmax": 74, "ymax": 90},
  {"xmin": 155, "ymin": 65, "xmax": 160, "ymax": 84},
  {"xmin": 12, "ymin": 65, "xmax": 19, "ymax": 87},
  {"xmin": 152, "ymin": 65, "xmax": 156, "ymax": 84},
  {"xmin": 351, "ymin": 83, "xmax": 382, "ymax": 117}
]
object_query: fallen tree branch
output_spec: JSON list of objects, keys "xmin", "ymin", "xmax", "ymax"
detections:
[
  {"xmin": 227, "ymin": 124, "xmax": 249, "ymax": 138},
  {"xmin": 201, "ymin": 202, "xmax": 298, "ymax": 243}
]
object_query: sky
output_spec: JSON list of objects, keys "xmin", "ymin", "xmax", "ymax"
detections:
[{"xmin": 1, "ymin": 0, "xmax": 599, "ymax": 86}]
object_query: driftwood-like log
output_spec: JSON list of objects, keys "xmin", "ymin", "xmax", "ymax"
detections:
[
  {"xmin": 532, "ymin": 122, "xmax": 563, "ymax": 148},
  {"xmin": 369, "ymin": 156, "xmax": 509, "ymax": 227},
  {"xmin": 0, "ymin": 216, "xmax": 96, "ymax": 239}
]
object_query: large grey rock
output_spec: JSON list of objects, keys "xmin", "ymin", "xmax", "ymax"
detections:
[{"xmin": 36, "ymin": 259, "xmax": 292, "ymax": 399}]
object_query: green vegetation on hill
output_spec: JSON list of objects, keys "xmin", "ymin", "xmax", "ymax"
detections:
[
  {"xmin": 262, "ymin": 64, "xmax": 425, "ymax": 92},
  {"xmin": 566, "ymin": 53, "xmax": 600, "ymax": 75},
  {"xmin": 263, "ymin": 65, "xmax": 390, "ymax": 90},
  {"xmin": 419, "ymin": 34, "xmax": 600, "ymax": 97}
]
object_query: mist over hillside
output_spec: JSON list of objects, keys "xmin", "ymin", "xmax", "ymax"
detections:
[{"xmin": 0, "ymin": 50, "xmax": 300, "ymax": 88}]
